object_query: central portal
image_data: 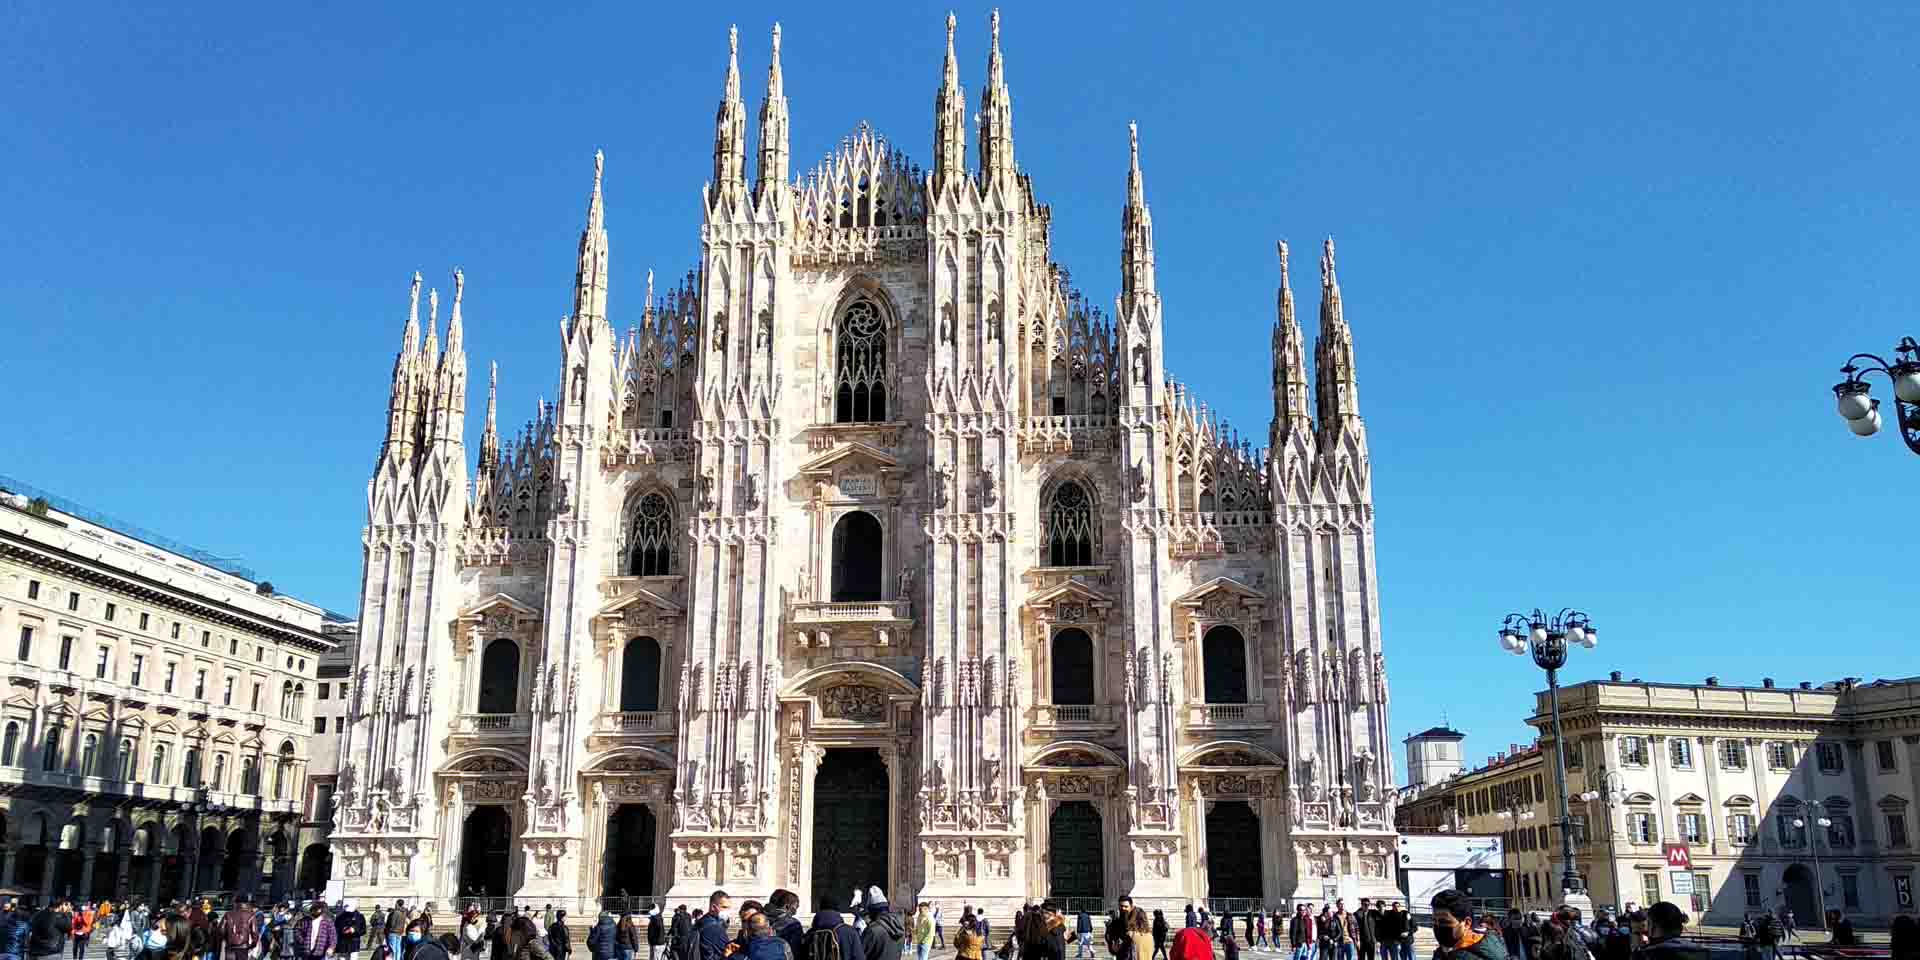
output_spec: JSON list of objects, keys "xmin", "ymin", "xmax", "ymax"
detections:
[{"xmin": 811, "ymin": 748, "xmax": 889, "ymax": 908}]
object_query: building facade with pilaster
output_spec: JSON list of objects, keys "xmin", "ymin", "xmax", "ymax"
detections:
[
  {"xmin": 0, "ymin": 485, "xmax": 334, "ymax": 904},
  {"xmin": 331, "ymin": 13, "xmax": 1400, "ymax": 911}
]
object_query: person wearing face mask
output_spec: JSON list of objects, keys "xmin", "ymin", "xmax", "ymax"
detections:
[
  {"xmin": 1429, "ymin": 891, "xmax": 1506, "ymax": 960},
  {"xmin": 697, "ymin": 895, "xmax": 732, "ymax": 960}
]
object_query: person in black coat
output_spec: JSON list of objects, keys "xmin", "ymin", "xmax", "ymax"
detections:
[
  {"xmin": 667, "ymin": 910, "xmax": 692, "ymax": 960},
  {"xmin": 645, "ymin": 912, "xmax": 665, "ymax": 960},
  {"xmin": 548, "ymin": 913, "xmax": 572, "ymax": 960}
]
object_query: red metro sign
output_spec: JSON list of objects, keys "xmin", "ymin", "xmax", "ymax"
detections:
[{"xmin": 1663, "ymin": 843, "xmax": 1693, "ymax": 870}]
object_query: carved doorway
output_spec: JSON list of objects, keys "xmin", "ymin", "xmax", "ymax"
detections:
[
  {"xmin": 811, "ymin": 748, "xmax": 888, "ymax": 908},
  {"xmin": 459, "ymin": 805, "xmax": 513, "ymax": 897},
  {"xmin": 831, "ymin": 511, "xmax": 883, "ymax": 602},
  {"xmin": 1047, "ymin": 800, "xmax": 1104, "ymax": 900},
  {"xmin": 1205, "ymin": 800, "xmax": 1262, "ymax": 898},
  {"xmin": 603, "ymin": 803, "xmax": 657, "ymax": 898}
]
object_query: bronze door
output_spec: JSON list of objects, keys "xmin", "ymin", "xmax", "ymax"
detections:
[
  {"xmin": 1205, "ymin": 800, "xmax": 1263, "ymax": 898},
  {"xmin": 811, "ymin": 749, "xmax": 889, "ymax": 909},
  {"xmin": 1048, "ymin": 800, "xmax": 1104, "ymax": 899}
]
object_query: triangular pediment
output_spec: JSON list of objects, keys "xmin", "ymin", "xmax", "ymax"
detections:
[
  {"xmin": 1175, "ymin": 577, "xmax": 1267, "ymax": 607},
  {"xmin": 797, "ymin": 441, "xmax": 903, "ymax": 478},
  {"xmin": 1026, "ymin": 579, "xmax": 1116, "ymax": 610},
  {"xmin": 597, "ymin": 586, "xmax": 684, "ymax": 621},
  {"xmin": 1674, "ymin": 792, "xmax": 1706, "ymax": 805},
  {"xmin": 457, "ymin": 593, "xmax": 541, "ymax": 622}
]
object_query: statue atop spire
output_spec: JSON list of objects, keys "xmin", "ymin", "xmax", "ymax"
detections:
[
  {"xmin": 933, "ymin": 11, "xmax": 966, "ymax": 192},
  {"xmin": 479, "ymin": 360, "xmax": 500, "ymax": 472},
  {"xmin": 573, "ymin": 151, "xmax": 610, "ymax": 329},
  {"xmin": 1120, "ymin": 122, "xmax": 1155, "ymax": 305},
  {"xmin": 755, "ymin": 22, "xmax": 790, "ymax": 206},
  {"xmin": 1273, "ymin": 241, "xmax": 1311, "ymax": 432},
  {"xmin": 711, "ymin": 24, "xmax": 748, "ymax": 210},
  {"xmin": 400, "ymin": 271, "xmax": 422, "ymax": 354},
  {"xmin": 1315, "ymin": 236, "xmax": 1363, "ymax": 438},
  {"xmin": 977, "ymin": 8, "xmax": 1015, "ymax": 189}
]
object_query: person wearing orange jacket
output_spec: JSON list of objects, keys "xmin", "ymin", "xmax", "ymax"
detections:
[{"xmin": 69, "ymin": 906, "xmax": 94, "ymax": 960}]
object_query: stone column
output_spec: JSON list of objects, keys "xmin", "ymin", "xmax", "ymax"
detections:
[
  {"xmin": 0, "ymin": 842, "xmax": 15, "ymax": 889},
  {"xmin": 115, "ymin": 847, "xmax": 131, "ymax": 899},
  {"xmin": 1191, "ymin": 782, "xmax": 1211, "ymax": 902},
  {"xmin": 79, "ymin": 846, "xmax": 98, "ymax": 900},
  {"xmin": 1700, "ymin": 737, "xmax": 1723, "ymax": 850},
  {"xmin": 40, "ymin": 856, "xmax": 56, "ymax": 899},
  {"xmin": 147, "ymin": 856, "xmax": 162, "ymax": 905}
]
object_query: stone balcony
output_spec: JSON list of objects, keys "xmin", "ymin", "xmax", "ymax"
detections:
[
  {"xmin": 1184, "ymin": 701, "xmax": 1270, "ymax": 730},
  {"xmin": 788, "ymin": 599, "xmax": 915, "ymax": 649},
  {"xmin": 595, "ymin": 710, "xmax": 673, "ymax": 736},
  {"xmin": 452, "ymin": 713, "xmax": 532, "ymax": 739},
  {"xmin": 1030, "ymin": 702, "xmax": 1121, "ymax": 733}
]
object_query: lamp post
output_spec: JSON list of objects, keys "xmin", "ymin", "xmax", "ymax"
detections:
[
  {"xmin": 1501, "ymin": 608, "xmax": 1598, "ymax": 903},
  {"xmin": 1791, "ymin": 800, "xmax": 1835, "ymax": 927},
  {"xmin": 1579, "ymin": 768, "xmax": 1626, "ymax": 913},
  {"xmin": 1832, "ymin": 336, "xmax": 1920, "ymax": 455}
]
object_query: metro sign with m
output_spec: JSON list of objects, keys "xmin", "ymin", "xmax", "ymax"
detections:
[{"xmin": 1663, "ymin": 843, "xmax": 1693, "ymax": 869}]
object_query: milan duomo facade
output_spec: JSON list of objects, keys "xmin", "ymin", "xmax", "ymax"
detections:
[{"xmin": 328, "ymin": 14, "xmax": 1398, "ymax": 910}]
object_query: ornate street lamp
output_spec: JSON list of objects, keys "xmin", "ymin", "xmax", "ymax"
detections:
[
  {"xmin": 1501, "ymin": 608, "xmax": 1598, "ymax": 902},
  {"xmin": 1832, "ymin": 337, "xmax": 1920, "ymax": 455},
  {"xmin": 1791, "ymin": 799, "xmax": 1835, "ymax": 926}
]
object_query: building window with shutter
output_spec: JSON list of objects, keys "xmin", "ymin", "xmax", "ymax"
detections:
[
  {"xmin": 1620, "ymin": 737, "xmax": 1648, "ymax": 767},
  {"xmin": 1886, "ymin": 812, "xmax": 1908, "ymax": 848},
  {"xmin": 1679, "ymin": 812, "xmax": 1705, "ymax": 843},
  {"xmin": 1816, "ymin": 742, "xmax": 1845, "ymax": 774},
  {"xmin": 1670, "ymin": 738, "xmax": 1693, "ymax": 769},
  {"xmin": 1877, "ymin": 740, "xmax": 1898, "ymax": 772},
  {"xmin": 1630, "ymin": 811, "xmax": 1656, "ymax": 844},
  {"xmin": 1719, "ymin": 739, "xmax": 1748, "ymax": 771},
  {"xmin": 1767, "ymin": 742, "xmax": 1792, "ymax": 770},
  {"xmin": 1729, "ymin": 812, "xmax": 1755, "ymax": 844}
]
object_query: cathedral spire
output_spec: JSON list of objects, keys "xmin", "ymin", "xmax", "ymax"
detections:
[
  {"xmin": 933, "ymin": 11, "xmax": 967, "ymax": 193},
  {"xmin": 1120, "ymin": 122, "xmax": 1156, "ymax": 305},
  {"xmin": 422, "ymin": 286, "xmax": 440, "ymax": 362},
  {"xmin": 1315, "ymin": 237, "xmax": 1363, "ymax": 436},
  {"xmin": 711, "ymin": 25, "xmax": 748, "ymax": 210},
  {"xmin": 755, "ymin": 22, "xmax": 789, "ymax": 207},
  {"xmin": 977, "ymin": 9, "xmax": 1016, "ymax": 189},
  {"xmin": 1273, "ymin": 241, "xmax": 1311, "ymax": 434},
  {"xmin": 572, "ymin": 151, "xmax": 610, "ymax": 330},
  {"xmin": 479, "ymin": 361, "xmax": 500, "ymax": 472},
  {"xmin": 443, "ymin": 269, "xmax": 464, "ymax": 360},
  {"xmin": 384, "ymin": 271, "xmax": 425, "ymax": 461},
  {"xmin": 400, "ymin": 271, "xmax": 422, "ymax": 355}
]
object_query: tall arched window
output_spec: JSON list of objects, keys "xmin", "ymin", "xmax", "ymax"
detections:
[
  {"xmin": 628, "ymin": 493, "xmax": 674, "ymax": 576},
  {"xmin": 211, "ymin": 753, "xmax": 228, "ymax": 791},
  {"xmin": 1045, "ymin": 480, "xmax": 1096, "ymax": 567},
  {"xmin": 151, "ymin": 744, "xmax": 169, "ymax": 785},
  {"xmin": 274, "ymin": 743, "xmax": 295, "ymax": 801},
  {"xmin": 79, "ymin": 733, "xmax": 99, "ymax": 777},
  {"xmin": 280, "ymin": 682, "xmax": 294, "ymax": 719},
  {"xmin": 1202, "ymin": 625, "xmax": 1249, "ymax": 703},
  {"xmin": 620, "ymin": 637, "xmax": 663, "ymax": 713},
  {"xmin": 477, "ymin": 639, "xmax": 520, "ymax": 714},
  {"xmin": 241, "ymin": 755, "xmax": 258, "ymax": 794},
  {"xmin": 1049, "ymin": 629, "xmax": 1095, "ymax": 705},
  {"xmin": 118, "ymin": 740, "xmax": 135, "ymax": 782},
  {"xmin": 2, "ymin": 721, "xmax": 18, "ymax": 766},
  {"xmin": 183, "ymin": 746, "xmax": 202, "ymax": 786},
  {"xmin": 41, "ymin": 726, "xmax": 64, "ymax": 772},
  {"xmin": 830, "ymin": 511, "xmax": 884, "ymax": 602},
  {"xmin": 833, "ymin": 297, "xmax": 888, "ymax": 423}
]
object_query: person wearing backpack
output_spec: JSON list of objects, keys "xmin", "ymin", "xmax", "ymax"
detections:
[{"xmin": 802, "ymin": 899, "xmax": 858, "ymax": 960}]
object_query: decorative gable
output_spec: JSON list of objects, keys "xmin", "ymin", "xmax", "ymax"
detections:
[
  {"xmin": 1025, "ymin": 579, "xmax": 1116, "ymax": 624},
  {"xmin": 1175, "ymin": 577, "xmax": 1267, "ymax": 626}
]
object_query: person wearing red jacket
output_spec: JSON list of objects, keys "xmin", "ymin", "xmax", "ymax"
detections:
[{"xmin": 1169, "ymin": 925, "xmax": 1210, "ymax": 960}]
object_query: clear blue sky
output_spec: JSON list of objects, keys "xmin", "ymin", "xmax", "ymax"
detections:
[{"xmin": 4, "ymin": 2, "xmax": 1916, "ymax": 772}]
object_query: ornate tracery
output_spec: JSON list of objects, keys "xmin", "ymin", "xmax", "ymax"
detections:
[
  {"xmin": 1044, "ymin": 479, "xmax": 1096, "ymax": 567},
  {"xmin": 833, "ymin": 297, "xmax": 890, "ymax": 423},
  {"xmin": 627, "ymin": 492, "xmax": 675, "ymax": 576}
]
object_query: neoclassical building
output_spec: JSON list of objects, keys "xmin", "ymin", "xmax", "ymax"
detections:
[{"xmin": 331, "ymin": 14, "xmax": 1397, "ymax": 910}]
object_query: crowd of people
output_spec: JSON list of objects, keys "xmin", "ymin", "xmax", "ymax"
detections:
[{"xmin": 3, "ymin": 888, "xmax": 1913, "ymax": 960}]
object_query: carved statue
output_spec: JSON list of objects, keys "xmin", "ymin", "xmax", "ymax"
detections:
[
  {"xmin": 932, "ymin": 468, "xmax": 951, "ymax": 510},
  {"xmin": 797, "ymin": 566, "xmax": 812, "ymax": 601},
  {"xmin": 741, "ymin": 473, "xmax": 760, "ymax": 511},
  {"xmin": 555, "ymin": 478, "xmax": 573, "ymax": 515},
  {"xmin": 1373, "ymin": 652, "xmax": 1389, "ymax": 702},
  {"xmin": 698, "ymin": 470, "xmax": 716, "ymax": 511},
  {"xmin": 736, "ymin": 758, "xmax": 755, "ymax": 798},
  {"xmin": 1129, "ymin": 463, "xmax": 1146, "ymax": 503},
  {"xmin": 1356, "ymin": 752, "xmax": 1379, "ymax": 801}
]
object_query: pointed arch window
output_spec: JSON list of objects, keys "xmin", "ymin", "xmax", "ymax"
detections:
[
  {"xmin": 834, "ymin": 297, "xmax": 888, "ymax": 423},
  {"xmin": 1045, "ymin": 480, "xmax": 1096, "ymax": 567},
  {"xmin": 629, "ymin": 493, "xmax": 674, "ymax": 576}
]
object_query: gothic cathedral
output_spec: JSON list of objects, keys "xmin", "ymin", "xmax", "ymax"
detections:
[{"xmin": 329, "ymin": 14, "xmax": 1397, "ymax": 910}]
